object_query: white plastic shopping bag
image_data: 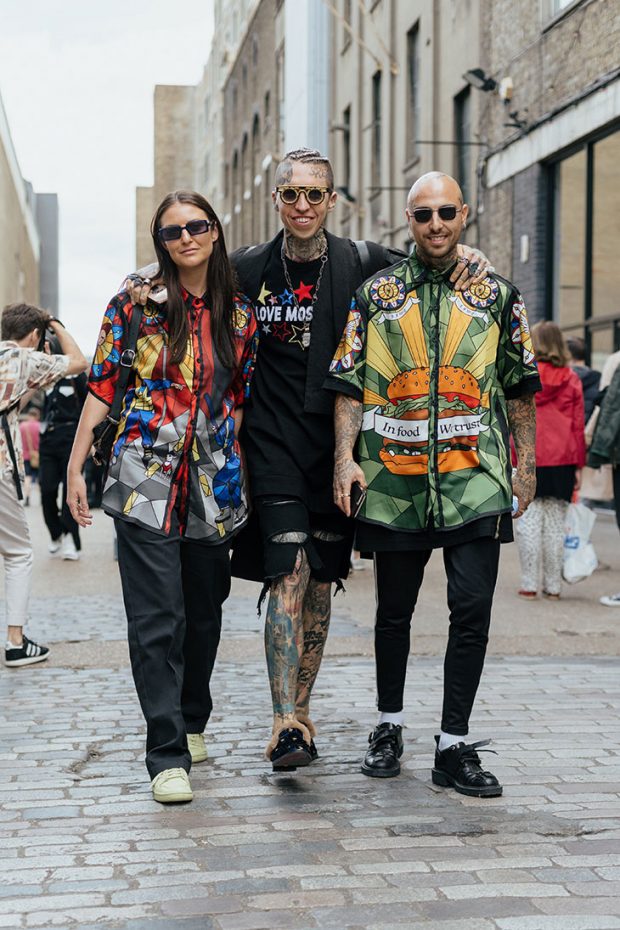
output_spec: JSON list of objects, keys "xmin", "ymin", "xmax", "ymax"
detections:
[{"xmin": 562, "ymin": 502, "xmax": 598, "ymax": 584}]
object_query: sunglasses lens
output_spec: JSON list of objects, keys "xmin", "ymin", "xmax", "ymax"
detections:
[
  {"xmin": 412, "ymin": 208, "xmax": 433, "ymax": 223},
  {"xmin": 159, "ymin": 225, "xmax": 181, "ymax": 241},
  {"xmin": 186, "ymin": 220, "xmax": 211, "ymax": 236},
  {"xmin": 306, "ymin": 188, "xmax": 325, "ymax": 204},
  {"xmin": 438, "ymin": 206, "xmax": 457, "ymax": 221},
  {"xmin": 279, "ymin": 187, "xmax": 298, "ymax": 204}
]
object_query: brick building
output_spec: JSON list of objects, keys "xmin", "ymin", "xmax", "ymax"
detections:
[{"xmin": 477, "ymin": 0, "xmax": 619, "ymax": 363}]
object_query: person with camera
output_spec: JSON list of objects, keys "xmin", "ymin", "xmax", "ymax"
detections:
[
  {"xmin": 67, "ymin": 190, "xmax": 257, "ymax": 804},
  {"xmin": 0, "ymin": 303, "xmax": 88, "ymax": 667}
]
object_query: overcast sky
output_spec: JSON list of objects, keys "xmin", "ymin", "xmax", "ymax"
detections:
[{"xmin": 0, "ymin": 0, "xmax": 214, "ymax": 353}]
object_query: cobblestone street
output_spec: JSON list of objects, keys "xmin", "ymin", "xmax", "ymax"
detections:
[{"xmin": 1, "ymin": 503, "xmax": 620, "ymax": 929}]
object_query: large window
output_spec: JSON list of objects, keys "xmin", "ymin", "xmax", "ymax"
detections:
[
  {"xmin": 342, "ymin": 105, "xmax": 351, "ymax": 195},
  {"xmin": 454, "ymin": 87, "xmax": 471, "ymax": 205},
  {"xmin": 406, "ymin": 23, "xmax": 420, "ymax": 163},
  {"xmin": 552, "ymin": 128, "xmax": 620, "ymax": 366},
  {"xmin": 371, "ymin": 70, "xmax": 382, "ymax": 193}
]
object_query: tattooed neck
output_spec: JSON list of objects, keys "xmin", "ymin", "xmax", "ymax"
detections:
[
  {"xmin": 284, "ymin": 228, "xmax": 327, "ymax": 263},
  {"xmin": 418, "ymin": 245, "xmax": 459, "ymax": 272}
]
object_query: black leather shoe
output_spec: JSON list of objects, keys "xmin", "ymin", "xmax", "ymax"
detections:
[
  {"xmin": 270, "ymin": 728, "xmax": 313, "ymax": 771},
  {"xmin": 432, "ymin": 736, "xmax": 502, "ymax": 797},
  {"xmin": 361, "ymin": 723, "xmax": 403, "ymax": 778}
]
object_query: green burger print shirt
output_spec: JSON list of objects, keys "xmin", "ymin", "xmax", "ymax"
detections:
[{"xmin": 325, "ymin": 251, "xmax": 540, "ymax": 533}]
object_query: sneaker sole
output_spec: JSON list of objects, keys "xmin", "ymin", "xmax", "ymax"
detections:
[
  {"xmin": 152, "ymin": 790, "xmax": 193, "ymax": 803},
  {"xmin": 5, "ymin": 652, "xmax": 50, "ymax": 667},
  {"xmin": 189, "ymin": 750, "xmax": 208, "ymax": 764},
  {"xmin": 431, "ymin": 768, "xmax": 503, "ymax": 797}
]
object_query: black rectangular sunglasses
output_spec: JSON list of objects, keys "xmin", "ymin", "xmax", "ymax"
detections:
[{"xmin": 158, "ymin": 219, "xmax": 214, "ymax": 242}]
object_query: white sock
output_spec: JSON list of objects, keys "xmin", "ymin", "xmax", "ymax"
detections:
[
  {"xmin": 379, "ymin": 711, "xmax": 404, "ymax": 727},
  {"xmin": 438, "ymin": 730, "xmax": 465, "ymax": 752}
]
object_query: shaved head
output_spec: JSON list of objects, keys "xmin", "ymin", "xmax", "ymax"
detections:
[
  {"xmin": 408, "ymin": 172, "xmax": 464, "ymax": 210},
  {"xmin": 405, "ymin": 172, "xmax": 468, "ymax": 269}
]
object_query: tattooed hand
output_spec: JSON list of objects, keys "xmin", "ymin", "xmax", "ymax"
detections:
[
  {"xmin": 333, "ymin": 394, "xmax": 365, "ymax": 517},
  {"xmin": 507, "ymin": 395, "xmax": 536, "ymax": 518},
  {"xmin": 333, "ymin": 456, "xmax": 366, "ymax": 517},
  {"xmin": 451, "ymin": 244, "xmax": 494, "ymax": 291}
]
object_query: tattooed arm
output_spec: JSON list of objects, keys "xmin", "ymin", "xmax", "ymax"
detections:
[
  {"xmin": 507, "ymin": 394, "xmax": 537, "ymax": 518},
  {"xmin": 333, "ymin": 394, "xmax": 366, "ymax": 517}
]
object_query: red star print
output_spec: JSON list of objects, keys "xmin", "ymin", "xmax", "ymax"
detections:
[
  {"xmin": 294, "ymin": 280, "xmax": 314, "ymax": 302},
  {"xmin": 272, "ymin": 322, "xmax": 292, "ymax": 342}
]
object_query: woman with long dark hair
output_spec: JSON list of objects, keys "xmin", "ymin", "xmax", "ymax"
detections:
[{"xmin": 67, "ymin": 191, "xmax": 257, "ymax": 803}]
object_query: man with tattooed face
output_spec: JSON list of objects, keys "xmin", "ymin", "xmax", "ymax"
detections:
[
  {"xmin": 327, "ymin": 172, "xmax": 540, "ymax": 795},
  {"xmin": 126, "ymin": 153, "xmax": 492, "ymax": 771}
]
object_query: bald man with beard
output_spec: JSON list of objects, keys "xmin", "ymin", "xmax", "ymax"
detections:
[{"xmin": 327, "ymin": 172, "xmax": 540, "ymax": 797}]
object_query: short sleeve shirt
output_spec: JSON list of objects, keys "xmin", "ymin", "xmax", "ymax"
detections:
[
  {"xmin": 88, "ymin": 289, "xmax": 258, "ymax": 541},
  {"xmin": 0, "ymin": 342, "xmax": 69, "ymax": 481},
  {"xmin": 325, "ymin": 253, "xmax": 540, "ymax": 536}
]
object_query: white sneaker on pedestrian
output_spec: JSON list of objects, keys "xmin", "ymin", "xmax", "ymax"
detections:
[
  {"xmin": 600, "ymin": 592, "xmax": 620, "ymax": 607},
  {"xmin": 61, "ymin": 535, "xmax": 80, "ymax": 561},
  {"xmin": 48, "ymin": 539, "xmax": 61, "ymax": 555}
]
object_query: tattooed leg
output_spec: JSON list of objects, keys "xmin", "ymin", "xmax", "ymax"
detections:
[
  {"xmin": 295, "ymin": 578, "xmax": 332, "ymax": 724},
  {"xmin": 264, "ymin": 540, "xmax": 312, "ymax": 751}
]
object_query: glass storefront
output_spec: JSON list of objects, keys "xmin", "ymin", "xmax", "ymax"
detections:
[{"xmin": 552, "ymin": 126, "xmax": 620, "ymax": 370}]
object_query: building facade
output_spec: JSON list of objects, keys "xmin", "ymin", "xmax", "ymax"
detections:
[
  {"xmin": 478, "ymin": 0, "xmax": 619, "ymax": 363},
  {"xmin": 329, "ymin": 0, "xmax": 484, "ymax": 251},
  {"xmin": 0, "ymin": 89, "xmax": 40, "ymax": 310}
]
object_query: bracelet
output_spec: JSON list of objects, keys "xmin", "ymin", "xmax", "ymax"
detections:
[{"xmin": 49, "ymin": 317, "xmax": 65, "ymax": 328}]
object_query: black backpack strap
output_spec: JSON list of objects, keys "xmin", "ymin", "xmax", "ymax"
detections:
[
  {"xmin": 352, "ymin": 240, "xmax": 373, "ymax": 280},
  {"xmin": 108, "ymin": 305, "xmax": 143, "ymax": 425},
  {"xmin": 1, "ymin": 399, "xmax": 24, "ymax": 501}
]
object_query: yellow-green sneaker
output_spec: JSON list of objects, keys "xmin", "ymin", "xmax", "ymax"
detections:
[
  {"xmin": 187, "ymin": 732, "xmax": 208, "ymax": 764},
  {"xmin": 151, "ymin": 768, "xmax": 193, "ymax": 804}
]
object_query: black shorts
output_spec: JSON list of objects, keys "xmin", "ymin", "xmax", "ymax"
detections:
[{"xmin": 231, "ymin": 496, "xmax": 354, "ymax": 584}]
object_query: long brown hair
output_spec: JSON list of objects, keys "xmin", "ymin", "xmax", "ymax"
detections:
[
  {"xmin": 151, "ymin": 190, "xmax": 237, "ymax": 369},
  {"xmin": 531, "ymin": 321, "xmax": 570, "ymax": 368}
]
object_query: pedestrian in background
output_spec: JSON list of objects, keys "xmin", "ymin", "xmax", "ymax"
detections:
[
  {"xmin": 39, "ymin": 361, "xmax": 87, "ymax": 560},
  {"xmin": 68, "ymin": 190, "xmax": 257, "ymax": 805},
  {"xmin": 19, "ymin": 407, "xmax": 40, "ymax": 506},
  {"xmin": 1, "ymin": 304, "xmax": 87, "ymax": 667},
  {"xmin": 588, "ymin": 360, "xmax": 620, "ymax": 607},
  {"xmin": 515, "ymin": 321, "xmax": 586, "ymax": 600},
  {"xmin": 566, "ymin": 336, "xmax": 601, "ymax": 424}
]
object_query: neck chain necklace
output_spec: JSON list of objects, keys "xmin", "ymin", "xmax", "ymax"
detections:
[{"xmin": 280, "ymin": 241, "xmax": 329, "ymax": 349}]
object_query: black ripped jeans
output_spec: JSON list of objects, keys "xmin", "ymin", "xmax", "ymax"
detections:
[{"xmin": 374, "ymin": 536, "xmax": 501, "ymax": 735}]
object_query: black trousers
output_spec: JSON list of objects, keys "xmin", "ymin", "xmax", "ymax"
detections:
[
  {"xmin": 39, "ymin": 429, "xmax": 80, "ymax": 548},
  {"xmin": 115, "ymin": 517, "xmax": 231, "ymax": 778},
  {"xmin": 374, "ymin": 536, "xmax": 501, "ymax": 735}
]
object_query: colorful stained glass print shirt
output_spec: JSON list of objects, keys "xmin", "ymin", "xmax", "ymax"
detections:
[
  {"xmin": 325, "ymin": 252, "xmax": 540, "ymax": 533},
  {"xmin": 88, "ymin": 290, "xmax": 258, "ymax": 542}
]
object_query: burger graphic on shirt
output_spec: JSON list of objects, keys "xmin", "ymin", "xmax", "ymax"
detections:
[{"xmin": 377, "ymin": 365, "xmax": 483, "ymax": 476}]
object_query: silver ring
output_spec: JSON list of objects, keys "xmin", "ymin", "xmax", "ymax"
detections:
[
  {"xmin": 458, "ymin": 256, "xmax": 469, "ymax": 265},
  {"xmin": 142, "ymin": 278, "xmax": 151, "ymax": 286}
]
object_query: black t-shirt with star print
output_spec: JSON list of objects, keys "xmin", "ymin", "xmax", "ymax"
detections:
[{"xmin": 241, "ymin": 250, "xmax": 336, "ymax": 510}]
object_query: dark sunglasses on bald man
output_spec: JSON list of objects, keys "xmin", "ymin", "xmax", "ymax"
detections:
[
  {"xmin": 158, "ymin": 219, "xmax": 214, "ymax": 242},
  {"xmin": 275, "ymin": 185, "xmax": 332, "ymax": 205},
  {"xmin": 409, "ymin": 205, "xmax": 462, "ymax": 224}
]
